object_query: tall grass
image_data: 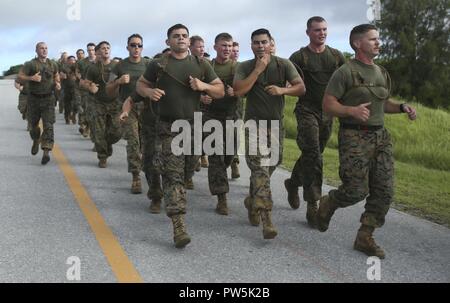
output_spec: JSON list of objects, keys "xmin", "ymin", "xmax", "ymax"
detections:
[{"xmin": 283, "ymin": 96, "xmax": 450, "ymax": 171}]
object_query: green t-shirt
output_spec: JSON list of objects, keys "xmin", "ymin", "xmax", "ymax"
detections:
[
  {"xmin": 142, "ymin": 54, "xmax": 218, "ymax": 120},
  {"xmin": 111, "ymin": 57, "xmax": 150, "ymax": 102},
  {"xmin": 325, "ymin": 59, "xmax": 390, "ymax": 126},
  {"xmin": 207, "ymin": 59, "xmax": 239, "ymax": 117},
  {"xmin": 290, "ymin": 46, "xmax": 345, "ymax": 112},
  {"xmin": 59, "ymin": 63, "xmax": 72, "ymax": 89},
  {"xmin": 22, "ymin": 58, "xmax": 59, "ymax": 95},
  {"xmin": 77, "ymin": 58, "xmax": 95, "ymax": 80},
  {"xmin": 234, "ymin": 55, "xmax": 300, "ymax": 121},
  {"xmin": 86, "ymin": 61, "xmax": 117, "ymax": 103}
]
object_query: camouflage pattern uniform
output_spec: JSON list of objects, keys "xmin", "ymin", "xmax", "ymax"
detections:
[
  {"xmin": 61, "ymin": 64, "xmax": 77, "ymax": 123},
  {"xmin": 159, "ymin": 120, "xmax": 200, "ymax": 216},
  {"xmin": 22, "ymin": 58, "xmax": 59, "ymax": 151},
  {"xmin": 235, "ymin": 55, "xmax": 300, "ymax": 239},
  {"xmin": 324, "ymin": 59, "xmax": 393, "ymax": 228},
  {"xmin": 92, "ymin": 101, "xmax": 122, "ymax": 160},
  {"xmin": 139, "ymin": 99, "xmax": 163, "ymax": 202},
  {"xmin": 111, "ymin": 57, "xmax": 150, "ymax": 175},
  {"xmin": 330, "ymin": 127, "xmax": 393, "ymax": 227},
  {"xmin": 16, "ymin": 79, "xmax": 29, "ymax": 121},
  {"xmin": 76, "ymin": 57, "xmax": 96, "ymax": 137},
  {"xmin": 235, "ymin": 56, "xmax": 300, "ymax": 211},
  {"xmin": 86, "ymin": 61, "xmax": 122, "ymax": 162},
  {"xmin": 140, "ymin": 54, "xmax": 217, "ymax": 217},
  {"xmin": 205, "ymin": 59, "xmax": 239, "ymax": 197},
  {"xmin": 288, "ymin": 46, "xmax": 345, "ymax": 204},
  {"xmin": 244, "ymin": 123, "xmax": 283, "ymax": 211}
]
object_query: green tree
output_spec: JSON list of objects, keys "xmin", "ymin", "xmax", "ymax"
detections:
[
  {"xmin": 3, "ymin": 64, "xmax": 23, "ymax": 77},
  {"xmin": 376, "ymin": 0, "xmax": 450, "ymax": 108}
]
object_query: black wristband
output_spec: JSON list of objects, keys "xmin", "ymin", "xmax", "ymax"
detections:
[{"xmin": 400, "ymin": 103, "xmax": 407, "ymax": 113}]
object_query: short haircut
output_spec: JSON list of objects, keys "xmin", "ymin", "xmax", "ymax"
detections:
[
  {"xmin": 35, "ymin": 42, "xmax": 46, "ymax": 50},
  {"xmin": 350, "ymin": 24, "xmax": 378, "ymax": 51},
  {"xmin": 67, "ymin": 56, "xmax": 76, "ymax": 61},
  {"xmin": 307, "ymin": 16, "xmax": 326, "ymax": 30},
  {"xmin": 76, "ymin": 49, "xmax": 84, "ymax": 54},
  {"xmin": 162, "ymin": 48, "xmax": 171, "ymax": 54},
  {"xmin": 190, "ymin": 35, "xmax": 204, "ymax": 45},
  {"xmin": 167, "ymin": 24, "xmax": 189, "ymax": 38},
  {"xmin": 251, "ymin": 28, "xmax": 272, "ymax": 41},
  {"xmin": 96, "ymin": 41, "xmax": 110, "ymax": 51},
  {"xmin": 233, "ymin": 42, "xmax": 239, "ymax": 47},
  {"xmin": 113, "ymin": 57, "xmax": 122, "ymax": 61},
  {"xmin": 127, "ymin": 33, "xmax": 143, "ymax": 45},
  {"xmin": 87, "ymin": 42, "xmax": 96, "ymax": 49},
  {"xmin": 214, "ymin": 33, "xmax": 233, "ymax": 44}
]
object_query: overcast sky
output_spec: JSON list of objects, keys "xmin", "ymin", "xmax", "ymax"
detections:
[{"xmin": 0, "ymin": 0, "xmax": 371, "ymax": 74}]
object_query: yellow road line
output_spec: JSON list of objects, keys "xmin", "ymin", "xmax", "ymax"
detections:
[{"xmin": 52, "ymin": 144, "xmax": 143, "ymax": 283}]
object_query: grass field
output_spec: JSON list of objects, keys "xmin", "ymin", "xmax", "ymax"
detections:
[{"xmin": 281, "ymin": 96, "xmax": 450, "ymax": 227}]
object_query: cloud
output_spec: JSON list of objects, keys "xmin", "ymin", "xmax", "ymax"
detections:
[{"xmin": 1, "ymin": 0, "xmax": 370, "ymax": 74}]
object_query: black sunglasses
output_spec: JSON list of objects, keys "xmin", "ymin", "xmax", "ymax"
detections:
[{"xmin": 129, "ymin": 43, "xmax": 143, "ymax": 48}]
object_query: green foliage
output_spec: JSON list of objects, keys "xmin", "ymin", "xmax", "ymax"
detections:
[
  {"xmin": 376, "ymin": 0, "xmax": 450, "ymax": 109},
  {"xmin": 342, "ymin": 52, "xmax": 354, "ymax": 61},
  {"xmin": 3, "ymin": 64, "xmax": 23, "ymax": 77}
]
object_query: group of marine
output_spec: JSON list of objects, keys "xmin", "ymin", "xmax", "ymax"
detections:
[{"xmin": 14, "ymin": 16, "xmax": 417, "ymax": 257}]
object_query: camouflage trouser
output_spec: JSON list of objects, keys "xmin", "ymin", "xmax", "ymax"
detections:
[
  {"xmin": 290, "ymin": 108, "xmax": 333, "ymax": 203},
  {"xmin": 28, "ymin": 94, "xmax": 56, "ymax": 151},
  {"xmin": 159, "ymin": 120, "xmax": 200, "ymax": 217},
  {"xmin": 121, "ymin": 103, "xmax": 142, "ymax": 174},
  {"xmin": 18, "ymin": 93, "xmax": 28, "ymax": 118},
  {"xmin": 245, "ymin": 123, "xmax": 283, "ymax": 211},
  {"xmin": 78, "ymin": 91, "xmax": 89, "ymax": 129},
  {"xmin": 58, "ymin": 88, "xmax": 65, "ymax": 112},
  {"xmin": 63, "ymin": 87, "xmax": 76, "ymax": 121},
  {"xmin": 141, "ymin": 106, "xmax": 163, "ymax": 201},
  {"xmin": 233, "ymin": 98, "xmax": 244, "ymax": 165},
  {"xmin": 328, "ymin": 128, "xmax": 394, "ymax": 228},
  {"xmin": 86, "ymin": 94, "xmax": 97, "ymax": 143},
  {"xmin": 74, "ymin": 87, "xmax": 81, "ymax": 124},
  {"xmin": 204, "ymin": 113, "xmax": 236, "ymax": 196},
  {"xmin": 93, "ymin": 101, "xmax": 122, "ymax": 160}
]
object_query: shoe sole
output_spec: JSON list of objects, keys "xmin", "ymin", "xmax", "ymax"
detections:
[
  {"xmin": 263, "ymin": 230, "xmax": 278, "ymax": 239},
  {"xmin": 215, "ymin": 209, "xmax": 229, "ymax": 216},
  {"xmin": 41, "ymin": 156, "xmax": 50, "ymax": 165},
  {"xmin": 149, "ymin": 208, "xmax": 161, "ymax": 214},
  {"xmin": 175, "ymin": 237, "xmax": 191, "ymax": 249},
  {"xmin": 354, "ymin": 243, "xmax": 386, "ymax": 259}
]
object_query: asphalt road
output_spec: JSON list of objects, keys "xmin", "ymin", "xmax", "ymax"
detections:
[{"xmin": 0, "ymin": 79, "xmax": 448, "ymax": 283}]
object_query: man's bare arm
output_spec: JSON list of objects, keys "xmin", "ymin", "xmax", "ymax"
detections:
[
  {"xmin": 233, "ymin": 54, "xmax": 270, "ymax": 97},
  {"xmin": 190, "ymin": 77, "xmax": 224, "ymax": 99},
  {"xmin": 136, "ymin": 75, "xmax": 165, "ymax": 102},
  {"xmin": 384, "ymin": 98, "xmax": 416, "ymax": 120},
  {"xmin": 265, "ymin": 77, "xmax": 306, "ymax": 97}
]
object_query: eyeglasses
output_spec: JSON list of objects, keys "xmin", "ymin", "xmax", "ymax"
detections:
[{"xmin": 129, "ymin": 43, "xmax": 143, "ymax": 48}]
